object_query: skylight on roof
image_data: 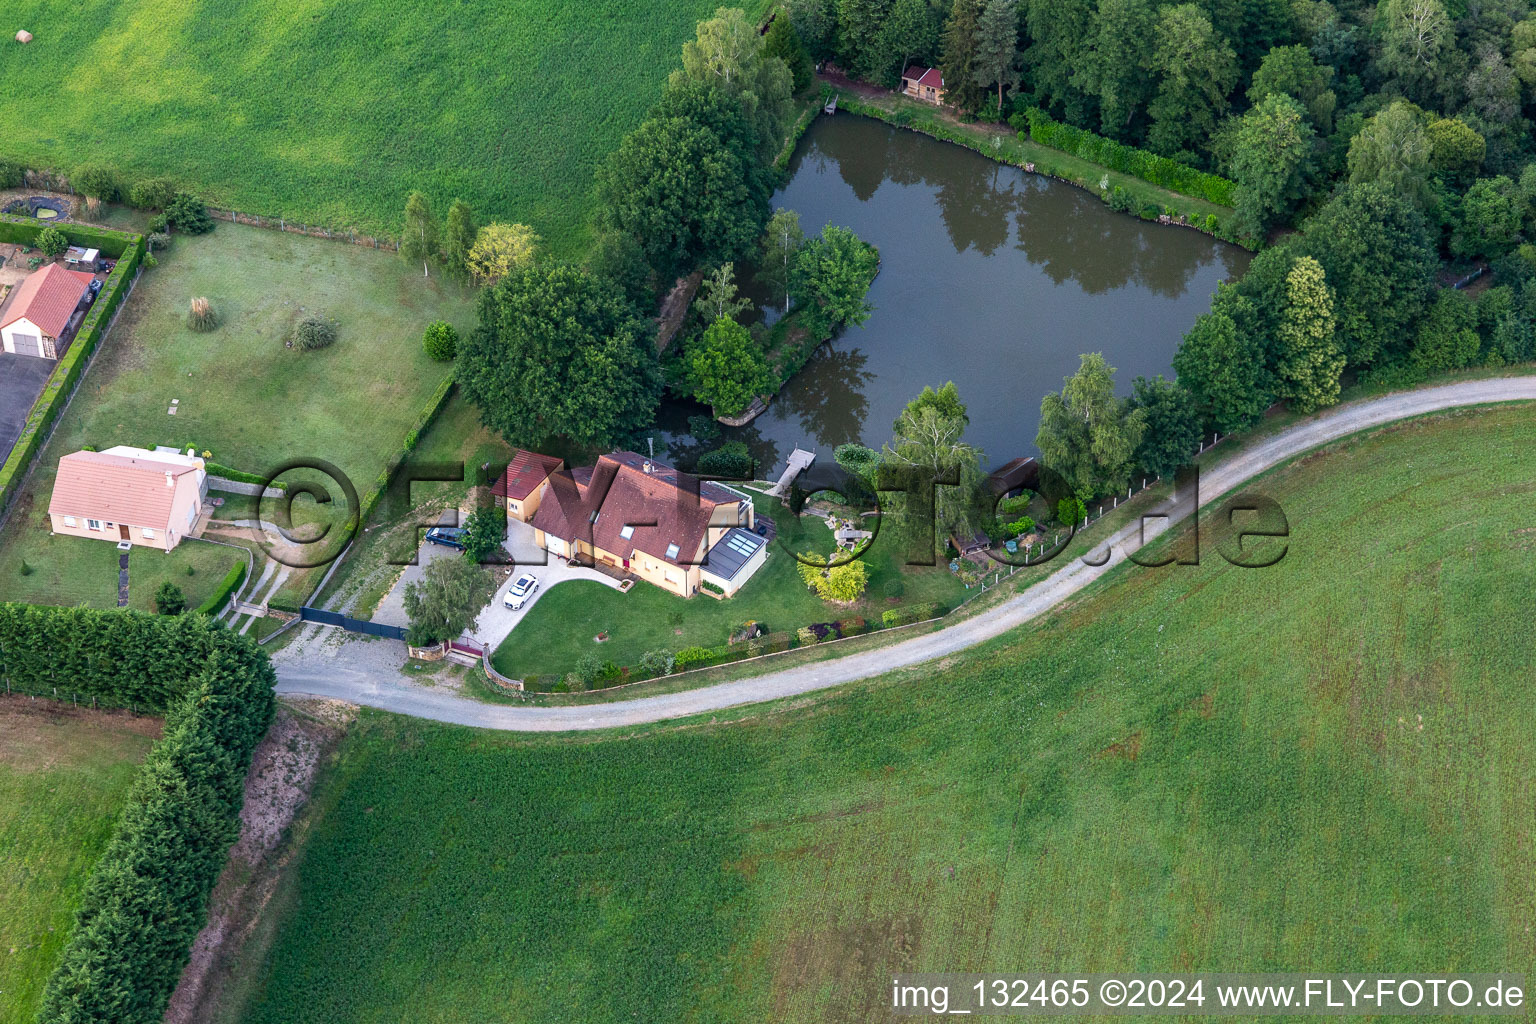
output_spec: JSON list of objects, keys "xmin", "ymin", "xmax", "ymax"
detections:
[
  {"xmin": 620, "ymin": 524, "xmax": 635, "ymax": 540},
  {"xmin": 665, "ymin": 543, "xmax": 680, "ymax": 560}
]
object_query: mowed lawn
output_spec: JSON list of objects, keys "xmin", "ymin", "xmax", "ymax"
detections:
[
  {"xmin": 492, "ymin": 499, "xmax": 967, "ymax": 680},
  {"xmin": 227, "ymin": 405, "xmax": 1536, "ymax": 1023},
  {"xmin": 0, "ymin": 701, "xmax": 159, "ymax": 1024},
  {"xmin": 0, "ymin": 222, "xmax": 472, "ymax": 611},
  {"xmin": 0, "ymin": 0, "xmax": 744, "ymax": 252}
]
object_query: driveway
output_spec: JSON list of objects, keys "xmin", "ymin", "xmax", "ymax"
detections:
[
  {"xmin": 0, "ymin": 352, "xmax": 53, "ymax": 464},
  {"xmin": 372, "ymin": 518, "xmax": 626, "ymax": 647},
  {"xmin": 274, "ymin": 377, "xmax": 1536, "ymax": 732}
]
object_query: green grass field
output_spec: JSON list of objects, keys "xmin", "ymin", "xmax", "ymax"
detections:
[
  {"xmin": 491, "ymin": 498, "xmax": 967, "ymax": 681},
  {"xmin": 0, "ymin": 701, "xmax": 158, "ymax": 1024},
  {"xmin": 224, "ymin": 404, "xmax": 1536, "ymax": 1022},
  {"xmin": 0, "ymin": 221, "xmax": 472, "ymax": 611},
  {"xmin": 0, "ymin": 0, "xmax": 746, "ymax": 252}
]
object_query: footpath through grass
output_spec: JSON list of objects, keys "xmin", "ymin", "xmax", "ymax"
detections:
[
  {"xmin": 0, "ymin": 700, "xmax": 159, "ymax": 1024},
  {"xmin": 0, "ymin": 222, "xmax": 472, "ymax": 612},
  {"xmin": 228, "ymin": 404, "xmax": 1536, "ymax": 1022},
  {"xmin": 0, "ymin": 0, "xmax": 745, "ymax": 251}
]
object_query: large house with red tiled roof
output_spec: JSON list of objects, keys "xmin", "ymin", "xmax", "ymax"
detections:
[
  {"xmin": 492, "ymin": 449, "xmax": 564, "ymax": 523},
  {"xmin": 528, "ymin": 452, "xmax": 763, "ymax": 597},
  {"xmin": 1, "ymin": 263, "xmax": 94, "ymax": 359},
  {"xmin": 901, "ymin": 66, "xmax": 944, "ymax": 105},
  {"xmin": 48, "ymin": 446, "xmax": 207, "ymax": 551}
]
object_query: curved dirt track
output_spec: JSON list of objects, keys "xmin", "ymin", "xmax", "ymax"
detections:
[{"xmin": 274, "ymin": 378, "xmax": 1536, "ymax": 731}]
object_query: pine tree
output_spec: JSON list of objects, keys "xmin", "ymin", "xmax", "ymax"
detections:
[
  {"xmin": 1275, "ymin": 256, "xmax": 1344, "ymax": 413},
  {"xmin": 940, "ymin": 0, "xmax": 984, "ymax": 111},
  {"xmin": 972, "ymin": 0, "xmax": 1020, "ymax": 112}
]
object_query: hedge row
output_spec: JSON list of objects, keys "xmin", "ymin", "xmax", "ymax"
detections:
[
  {"xmin": 881, "ymin": 601, "xmax": 946, "ymax": 628},
  {"xmin": 0, "ymin": 606, "xmax": 276, "ymax": 1024},
  {"xmin": 0, "ymin": 213, "xmax": 140, "ymax": 258},
  {"xmin": 0, "ymin": 221, "xmax": 146, "ymax": 518},
  {"xmin": 1012, "ymin": 108, "xmax": 1236, "ymax": 207},
  {"xmin": 358, "ymin": 374, "xmax": 456, "ymax": 529},
  {"xmin": 195, "ymin": 561, "xmax": 247, "ymax": 616}
]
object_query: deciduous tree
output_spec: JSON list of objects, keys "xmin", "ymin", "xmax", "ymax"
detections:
[
  {"xmin": 456, "ymin": 263, "xmax": 661, "ymax": 448},
  {"xmin": 1130, "ymin": 375, "xmax": 1201, "ymax": 479},
  {"xmin": 400, "ymin": 191, "xmax": 439, "ymax": 278},
  {"xmin": 466, "ymin": 222, "xmax": 539, "ymax": 285},
  {"xmin": 790, "ymin": 224, "xmax": 879, "ymax": 337},
  {"xmin": 1146, "ymin": 5, "xmax": 1237, "ymax": 158},
  {"xmin": 759, "ymin": 208, "xmax": 805, "ymax": 312},
  {"xmin": 1035, "ymin": 353, "xmax": 1146, "ymax": 500},
  {"xmin": 1172, "ymin": 304, "xmax": 1272, "ymax": 433},
  {"xmin": 686, "ymin": 317, "xmax": 774, "ymax": 417},
  {"xmin": 596, "ymin": 115, "xmax": 766, "ymax": 282},
  {"xmin": 1274, "ymin": 256, "xmax": 1343, "ymax": 413},
  {"xmin": 404, "ymin": 556, "xmax": 488, "ymax": 647},
  {"xmin": 442, "ymin": 199, "xmax": 477, "ymax": 279},
  {"xmin": 1229, "ymin": 94, "xmax": 1315, "ymax": 237},
  {"xmin": 1346, "ymin": 101, "xmax": 1433, "ymax": 209}
]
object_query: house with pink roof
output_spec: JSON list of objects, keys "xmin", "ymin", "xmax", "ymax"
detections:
[{"xmin": 48, "ymin": 446, "xmax": 208, "ymax": 551}]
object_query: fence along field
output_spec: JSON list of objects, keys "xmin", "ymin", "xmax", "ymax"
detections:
[
  {"xmin": 226, "ymin": 407, "xmax": 1536, "ymax": 1022},
  {"xmin": 0, "ymin": 0, "xmax": 737, "ymax": 253}
]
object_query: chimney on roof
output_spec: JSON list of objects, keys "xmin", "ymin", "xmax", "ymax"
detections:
[
  {"xmin": 165, "ymin": 471, "xmax": 175, "ymax": 488},
  {"xmin": 643, "ymin": 460, "xmax": 653, "ymax": 473}
]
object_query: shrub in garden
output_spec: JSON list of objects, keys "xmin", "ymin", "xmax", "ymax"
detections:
[
  {"xmin": 572, "ymin": 654, "xmax": 602, "ymax": 686},
  {"xmin": 696, "ymin": 440, "xmax": 752, "ymax": 479},
  {"xmin": 796, "ymin": 625, "xmax": 819, "ymax": 646},
  {"xmin": 129, "ymin": 177, "xmax": 180, "ymax": 209},
  {"xmin": 154, "ymin": 581, "xmax": 187, "ymax": 615},
  {"xmin": 294, "ymin": 314, "xmax": 338, "ymax": 351},
  {"xmin": 639, "ymin": 649, "xmax": 676, "ymax": 677},
  {"xmin": 187, "ymin": 297, "xmax": 219, "ymax": 332},
  {"xmin": 35, "ymin": 225, "xmax": 68, "ymax": 258},
  {"xmin": 147, "ymin": 231, "xmax": 172, "ymax": 252},
  {"xmin": 166, "ymin": 192, "xmax": 215, "ymax": 234},
  {"xmin": 673, "ymin": 645, "xmax": 716, "ymax": 672},
  {"xmin": 883, "ymin": 577, "xmax": 904, "ymax": 600},
  {"xmin": 1056, "ymin": 495, "xmax": 1086, "ymax": 526},
  {"xmin": 423, "ymin": 319, "xmax": 458, "ymax": 361},
  {"xmin": 72, "ymin": 162, "xmax": 122, "ymax": 201}
]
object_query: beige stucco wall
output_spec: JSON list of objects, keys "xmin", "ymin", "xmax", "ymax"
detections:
[
  {"xmin": 506, "ymin": 479, "xmax": 549, "ymax": 523},
  {"xmin": 49, "ymin": 473, "xmax": 203, "ymax": 551}
]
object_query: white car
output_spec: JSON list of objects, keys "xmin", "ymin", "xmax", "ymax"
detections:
[{"xmin": 504, "ymin": 572, "xmax": 540, "ymax": 610}]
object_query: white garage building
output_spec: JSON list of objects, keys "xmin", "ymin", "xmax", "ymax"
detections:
[{"xmin": 1, "ymin": 263, "xmax": 93, "ymax": 360}]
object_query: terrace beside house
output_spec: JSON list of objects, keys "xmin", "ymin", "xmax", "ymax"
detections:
[{"xmin": 48, "ymin": 446, "xmax": 208, "ymax": 551}]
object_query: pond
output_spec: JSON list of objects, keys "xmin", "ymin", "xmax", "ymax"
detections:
[{"xmin": 660, "ymin": 113, "xmax": 1250, "ymax": 475}]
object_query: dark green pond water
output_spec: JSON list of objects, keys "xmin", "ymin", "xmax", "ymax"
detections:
[{"xmin": 661, "ymin": 114, "xmax": 1250, "ymax": 474}]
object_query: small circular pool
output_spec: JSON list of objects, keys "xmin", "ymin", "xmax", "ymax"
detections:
[{"xmin": 8, "ymin": 196, "xmax": 71, "ymax": 221}]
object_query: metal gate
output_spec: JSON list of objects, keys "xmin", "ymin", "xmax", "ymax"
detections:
[{"xmin": 299, "ymin": 606, "xmax": 407, "ymax": 640}]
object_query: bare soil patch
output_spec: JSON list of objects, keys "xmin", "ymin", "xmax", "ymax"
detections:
[
  {"xmin": 0, "ymin": 694, "xmax": 161, "ymax": 772},
  {"xmin": 162, "ymin": 698, "xmax": 353, "ymax": 1024}
]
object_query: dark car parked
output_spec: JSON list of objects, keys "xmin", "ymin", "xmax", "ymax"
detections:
[{"xmin": 424, "ymin": 526, "xmax": 466, "ymax": 549}]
